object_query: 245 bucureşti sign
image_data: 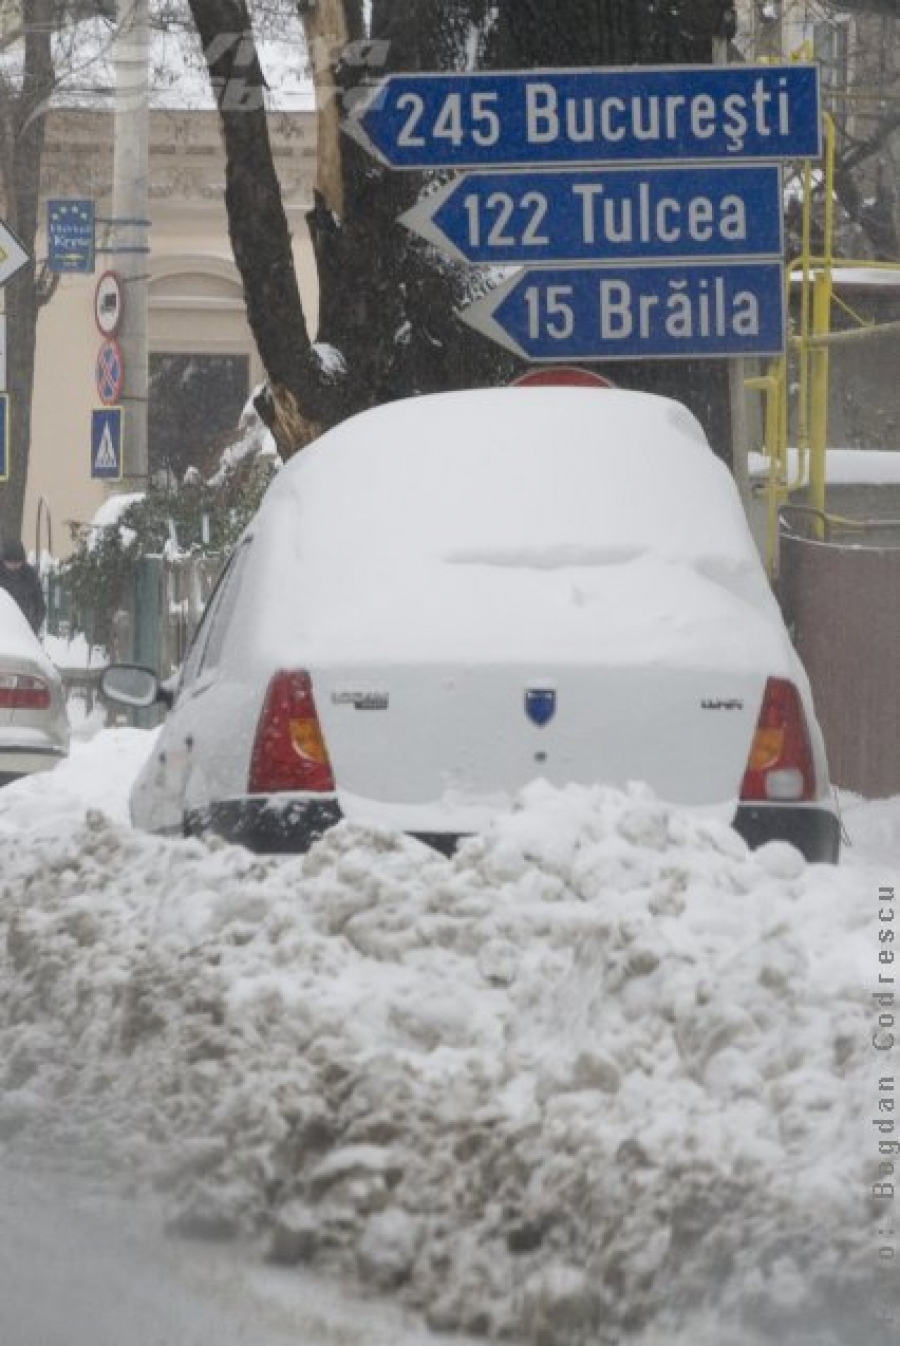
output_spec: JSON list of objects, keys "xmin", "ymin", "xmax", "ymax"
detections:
[
  {"xmin": 345, "ymin": 63, "xmax": 821, "ymax": 361},
  {"xmin": 348, "ymin": 66, "xmax": 821, "ymax": 169}
]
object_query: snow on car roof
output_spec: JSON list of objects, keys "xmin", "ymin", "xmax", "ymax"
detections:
[
  {"xmin": 237, "ymin": 388, "xmax": 783, "ymax": 670},
  {"xmin": 0, "ymin": 590, "xmax": 55, "ymax": 669},
  {"xmin": 274, "ymin": 388, "xmax": 752, "ymax": 568}
]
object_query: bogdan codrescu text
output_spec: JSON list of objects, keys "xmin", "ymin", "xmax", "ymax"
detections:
[
  {"xmin": 521, "ymin": 76, "xmax": 795, "ymax": 154},
  {"xmin": 872, "ymin": 885, "xmax": 896, "ymax": 1208}
]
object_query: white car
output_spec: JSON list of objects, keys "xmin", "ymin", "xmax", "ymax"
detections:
[
  {"xmin": 0, "ymin": 590, "xmax": 69, "ymax": 783},
  {"xmin": 103, "ymin": 387, "xmax": 840, "ymax": 862}
]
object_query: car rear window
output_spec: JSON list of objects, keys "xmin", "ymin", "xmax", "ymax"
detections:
[{"xmin": 278, "ymin": 388, "xmax": 754, "ymax": 574}]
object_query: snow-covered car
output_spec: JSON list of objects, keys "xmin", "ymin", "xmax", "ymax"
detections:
[
  {"xmin": 0, "ymin": 589, "xmax": 69, "ymax": 784},
  {"xmin": 102, "ymin": 387, "xmax": 840, "ymax": 862}
]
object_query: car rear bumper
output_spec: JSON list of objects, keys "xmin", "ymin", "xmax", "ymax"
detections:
[
  {"xmin": 732, "ymin": 803, "xmax": 841, "ymax": 864},
  {"xmin": 186, "ymin": 794, "xmax": 841, "ymax": 865},
  {"xmin": 185, "ymin": 797, "xmax": 344, "ymax": 852},
  {"xmin": 0, "ymin": 744, "xmax": 67, "ymax": 783}
]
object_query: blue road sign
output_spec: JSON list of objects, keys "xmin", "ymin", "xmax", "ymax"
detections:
[
  {"xmin": 347, "ymin": 64, "xmax": 821, "ymax": 169},
  {"xmin": 460, "ymin": 260, "xmax": 786, "ymax": 361},
  {"xmin": 48, "ymin": 199, "xmax": 95, "ymax": 274},
  {"xmin": 96, "ymin": 339, "xmax": 124, "ymax": 406},
  {"xmin": 401, "ymin": 164, "xmax": 783, "ymax": 265},
  {"xmin": 91, "ymin": 407, "xmax": 123, "ymax": 480},
  {"xmin": 0, "ymin": 394, "xmax": 8, "ymax": 481}
]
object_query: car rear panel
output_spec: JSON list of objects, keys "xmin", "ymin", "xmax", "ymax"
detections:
[
  {"xmin": 0, "ymin": 656, "xmax": 69, "ymax": 773},
  {"xmin": 316, "ymin": 659, "xmax": 768, "ymax": 814}
]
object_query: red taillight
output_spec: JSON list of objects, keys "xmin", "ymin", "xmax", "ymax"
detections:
[
  {"xmin": 248, "ymin": 671, "xmax": 335, "ymax": 794},
  {"xmin": 739, "ymin": 677, "xmax": 816, "ymax": 803},
  {"xmin": 0, "ymin": 674, "xmax": 51, "ymax": 710}
]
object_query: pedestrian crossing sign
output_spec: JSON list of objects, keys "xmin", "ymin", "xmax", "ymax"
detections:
[
  {"xmin": 0, "ymin": 394, "xmax": 8, "ymax": 482},
  {"xmin": 91, "ymin": 407, "xmax": 123, "ymax": 480}
]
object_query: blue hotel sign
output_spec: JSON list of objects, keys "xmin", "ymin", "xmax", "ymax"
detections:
[
  {"xmin": 48, "ymin": 199, "xmax": 95, "ymax": 274},
  {"xmin": 348, "ymin": 64, "xmax": 821, "ymax": 169}
]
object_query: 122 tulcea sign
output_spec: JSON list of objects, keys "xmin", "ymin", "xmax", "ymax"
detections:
[
  {"xmin": 460, "ymin": 261, "xmax": 786, "ymax": 362},
  {"xmin": 348, "ymin": 64, "xmax": 821, "ymax": 169},
  {"xmin": 400, "ymin": 164, "xmax": 783, "ymax": 265}
]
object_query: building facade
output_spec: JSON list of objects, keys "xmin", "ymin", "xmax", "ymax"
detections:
[{"xmin": 26, "ymin": 102, "xmax": 318, "ymax": 556}]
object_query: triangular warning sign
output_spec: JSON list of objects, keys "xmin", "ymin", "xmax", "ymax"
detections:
[{"xmin": 94, "ymin": 420, "xmax": 118, "ymax": 470}]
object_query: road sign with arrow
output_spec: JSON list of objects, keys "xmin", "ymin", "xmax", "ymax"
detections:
[
  {"xmin": 460, "ymin": 260, "xmax": 785, "ymax": 362},
  {"xmin": 401, "ymin": 163, "xmax": 784, "ymax": 265},
  {"xmin": 0, "ymin": 220, "xmax": 29, "ymax": 288},
  {"xmin": 346, "ymin": 64, "xmax": 821, "ymax": 169}
]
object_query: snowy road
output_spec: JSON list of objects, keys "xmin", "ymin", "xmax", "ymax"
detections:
[{"xmin": 0, "ymin": 1158, "xmax": 477, "ymax": 1346}]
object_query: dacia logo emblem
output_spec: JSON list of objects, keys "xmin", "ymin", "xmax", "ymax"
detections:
[{"xmin": 525, "ymin": 688, "xmax": 556, "ymax": 727}]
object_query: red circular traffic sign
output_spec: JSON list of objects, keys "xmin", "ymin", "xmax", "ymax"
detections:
[
  {"xmin": 94, "ymin": 270, "xmax": 124, "ymax": 338},
  {"xmin": 96, "ymin": 338, "xmax": 124, "ymax": 406},
  {"xmin": 511, "ymin": 367, "xmax": 616, "ymax": 389}
]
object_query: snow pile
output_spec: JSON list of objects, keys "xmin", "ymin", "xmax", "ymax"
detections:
[
  {"xmin": 43, "ymin": 631, "xmax": 107, "ymax": 673},
  {"xmin": 0, "ymin": 759, "xmax": 886, "ymax": 1344},
  {"xmin": 749, "ymin": 447, "xmax": 900, "ymax": 486}
]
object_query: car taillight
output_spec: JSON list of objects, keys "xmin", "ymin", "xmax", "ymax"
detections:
[
  {"xmin": 248, "ymin": 671, "xmax": 335, "ymax": 794},
  {"xmin": 0, "ymin": 673, "xmax": 51, "ymax": 710},
  {"xmin": 739, "ymin": 677, "xmax": 816, "ymax": 803}
]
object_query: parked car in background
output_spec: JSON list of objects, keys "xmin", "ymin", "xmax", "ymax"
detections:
[
  {"xmin": 102, "ymin": 386, "xmax": 841, "ymax": 862},
  {"xmin": 0, "ymin": 590, "xmax": 69, "ymax": 784}
]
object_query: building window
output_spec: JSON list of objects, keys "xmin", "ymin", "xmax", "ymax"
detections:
[{"xmin": 148, "ymin": 352, "xmax": 250, "ymax": 483}]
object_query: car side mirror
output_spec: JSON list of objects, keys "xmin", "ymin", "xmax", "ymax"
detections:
[{"xmin": 101, "ymin": 664, "xmax": 173, "ymax": 710}]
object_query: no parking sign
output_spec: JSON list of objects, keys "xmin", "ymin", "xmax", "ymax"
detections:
[{"xmin": 96, "ymin": 338, "xmax": 124, "ymax": 406}]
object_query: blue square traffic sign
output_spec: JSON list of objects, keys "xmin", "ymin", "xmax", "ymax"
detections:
[{"xmin": 91, "ymin": 407, "xmax": 123, "ymax": 480}]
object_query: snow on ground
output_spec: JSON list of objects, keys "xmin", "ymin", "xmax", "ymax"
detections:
[{"xmin": 0, "ymin": 729, "xmax": 897, "ymax": 1345}]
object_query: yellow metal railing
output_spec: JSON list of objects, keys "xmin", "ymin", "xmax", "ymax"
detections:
[{"xmin": 751, "ymin": 100, "xmax": 900, "ymax": 575}]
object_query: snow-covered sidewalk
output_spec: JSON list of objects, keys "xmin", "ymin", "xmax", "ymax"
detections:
[{"xmin": 0, "ymin": 732, "xmax": 896, "ymax": 1344}]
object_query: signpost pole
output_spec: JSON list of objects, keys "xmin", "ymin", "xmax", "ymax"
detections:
[{"xmin": 111, "ymin": 0, "xmax": 149, "ymax": 483}]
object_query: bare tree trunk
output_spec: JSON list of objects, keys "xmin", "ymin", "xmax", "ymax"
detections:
[
  {"xmin": 187, "ymin": 0, "xmax": 325, "ymax": 458},
  {"xmin": 299, "ymin": 0, "xmax": 350, "ymax": 219},
  {"xmin": 0, "ymin": 0, "xmax": 53, "ymax": 547}
]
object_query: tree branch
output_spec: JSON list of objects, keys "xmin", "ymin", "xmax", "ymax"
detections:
[{"xmin": 186, "ymin": 0, "xmax": 326, "ymax": 454}]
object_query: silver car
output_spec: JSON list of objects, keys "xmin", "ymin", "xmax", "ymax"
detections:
[{"xmin": 0, "ymin": 591, "xmax": 69, "ymax": 784}]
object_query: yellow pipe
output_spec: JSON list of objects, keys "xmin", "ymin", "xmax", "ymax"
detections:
[
  {"xmin": 745, "ymin": 371, "xmax": 784, "ymax": 577},
  {"xmin": 792, "ymin": 317, "xmax": 900, "ymax": 347},
  {"xmin": 796, "ymin": 159, "xmax": 813, "ymax": 461},
  {"xmin": 808, "ymin": 113, "xmax": 836, "ymax": 529}
]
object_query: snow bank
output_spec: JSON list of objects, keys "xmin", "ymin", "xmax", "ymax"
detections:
[
  {"xmin": 749, "ymin": 447, "xmax": 900, "ymax": 486},
  {"xmin": 0, "ymin": 752, "xmax": 890, "ymax": 1344}
]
